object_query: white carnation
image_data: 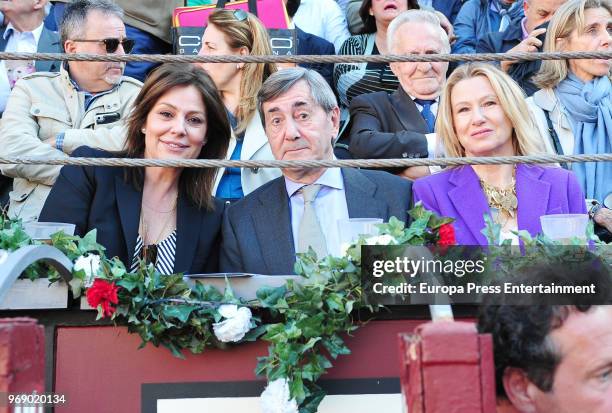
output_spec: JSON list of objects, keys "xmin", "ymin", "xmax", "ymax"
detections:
[
  {"xmin": 213, "ymin": 304, "xmax": 252, "ymax": 343},
  {"xmin": 73, "ymin": 253, "xmax": 101, "ymax": 287},
  {"xmin": 260, "ymin": 378, "xmax": 299, "ymax": 413},
  {"xmin": 365, "ymin": 234, "xmax": 396, "ymax": 245}
]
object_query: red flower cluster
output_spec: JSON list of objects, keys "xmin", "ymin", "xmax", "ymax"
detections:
[
  {"xmin": 437, "ymin": 223, "xmax": 456, "ymax": 246},
  {"xmin": 86, "ymin": 279, "xmax": 119, "ymax": 317}
]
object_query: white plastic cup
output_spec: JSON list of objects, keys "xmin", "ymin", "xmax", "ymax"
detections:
[
  {"xmin": 337, "ymin": 218, "xmax": 383, "ymax": 255},
  {"xmin": 540, "ymin": 214, "xmax": 588, "ymax": 243},
  {"xmin": 23, "ymin": 222, "xmax": 76, "ymax": 241}
]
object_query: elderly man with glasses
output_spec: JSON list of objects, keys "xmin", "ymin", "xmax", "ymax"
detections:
[{"xmin": 0, "ymin": 0, "xmax": 141, "ymax": 222}]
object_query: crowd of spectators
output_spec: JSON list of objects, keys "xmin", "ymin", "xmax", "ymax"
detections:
[
  {"xmin": 0, "ymin": 1, "xmax": 609, "ymax": 411},
  {"xmin": 0, "ymin": 0, "xmax": 612, "ymax": 251}
]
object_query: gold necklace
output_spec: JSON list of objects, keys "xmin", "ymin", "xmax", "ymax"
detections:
[
  {"xmin": 479, "ymin": 174, "xmax": 518, "ymax": 219},
  {"xmin": 139, "ymin": 196, "xmax": 178, "ymax": 246}
]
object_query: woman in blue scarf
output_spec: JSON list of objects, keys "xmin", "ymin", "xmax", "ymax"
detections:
[{"xmin": 527, "ymin": 0, "xmax": 612, "ymax": 238}]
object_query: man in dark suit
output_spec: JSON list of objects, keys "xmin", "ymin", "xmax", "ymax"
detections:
[
  {"xmin": 476, "ymin": 0, "xmax": 567, "ymax": 96},
  {"xmin": 220, "ymin": 68, "xmax": 412, "ymax": 275},
  {"xmin": 340, "ymin": 10, "xmax": 450, "ymax": 180}
]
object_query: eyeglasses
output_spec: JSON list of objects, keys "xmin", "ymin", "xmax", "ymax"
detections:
[
  {"xmin": 72, "ymin": 38, "xmax": 135, "ymax": 54},
  {"xmin": 140, "ymin": 243, "xmax": 158, "ymax": 265},
  {"xmin": 232, "ymin": 9, "xmax": 248, "ymax": 21}
]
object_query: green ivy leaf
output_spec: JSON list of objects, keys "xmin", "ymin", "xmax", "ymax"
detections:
[
  {"xmin": 290, "ymin": 375, "xmax": 306, "ymax": 404},
  {"xmin": 162, "ymin": 305, "xmax": 198, "ymax": 324},
  {"xmin": 256, "ymin": 285, "xmax": 287, "ymax": 308}
]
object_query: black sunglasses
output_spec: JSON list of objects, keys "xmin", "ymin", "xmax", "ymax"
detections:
[
  {"xmin": 140, "ymin": 243, "xmax": 158, "ymax": 266},
  {"xmin": 72, "ymin": 37, "xmax": 135, "ymax": 54}
]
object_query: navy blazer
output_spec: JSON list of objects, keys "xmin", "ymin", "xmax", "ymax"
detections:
[
  {"xmin": 296, "ymin": 26, "xmax": 335, "ymax": 88},
  {"xmin": 220, "ymin": 168, "xmax": 412, "ymax": 275},
  {"xmin": 0, "ymin": 26, "xmax": 61, "ymax": 72},
  {"xmin": 337, "ymin": 87, "xmax": 429, "ymax": 173},
  {"xmin": 39, "ymin": 147, "xmax": 224, "ymax": 274}
]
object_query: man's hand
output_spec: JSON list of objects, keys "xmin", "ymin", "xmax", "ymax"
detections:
[
  {"xmin": 501, "ymin": 28, "xmax": 547, "ymax": 72},
  {"xmin": 47, "ymin": 138, "xmax": 57, "ymax": 149},
  {"xmin": 435, "ymin": 11, "xmax": 456, "ymax": 44},
  {"xmin": 397, "ymin": 166, "xmax": 430, "ymax": 181}
]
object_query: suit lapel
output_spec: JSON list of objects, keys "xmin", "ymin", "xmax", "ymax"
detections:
[
  {"xmin": 0, "ymin": 29, "xmax": 8, "ymax": 52},
  {"xmin": 174, "ymin": 195, "xmax": 203, "ymax": 274},
  {"xmin": 114, "ymin": 176, "xmax": 142, "ymax": 264},
  {"xmin": 343, "ymin": 169, "xmax": 388, "ymax": 219},
  {"xmin": 252, "ymin": 179, "xmax": 295, "ymax": 275},
  {"xmin": 36, "ymin": 28, "xmax": 56, "ymax": 72},
  {"xmin": 516, "ymin": 164, "xmax": 550, "ymax": 235},
  {"xmin": 389, "ymin": 88, "xmax": 429, "ymax": 133},
  {"xmin": 448, "ymin": 166, "xmax": 490, "ymax": 244}
]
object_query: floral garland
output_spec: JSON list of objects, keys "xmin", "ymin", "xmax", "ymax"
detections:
[
  {"xmin": 0, "ymin": 206, "xmax": 454, "ymax": 412},
  {"xmin": 2, "ymin": 207, "xmax": 608, "ymax": 412}
]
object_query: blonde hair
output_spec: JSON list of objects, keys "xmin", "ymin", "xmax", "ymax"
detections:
[
  {"xmin": 436, "ymin": 63, "xmax": 547, "ymax": 160},
  {"xmin": 533, "ymin": 0, "xmax": 612, "ymax": 89},
  {"xmin": 208, "ymin": 9, "xmax": 277, "ymax": 133}
]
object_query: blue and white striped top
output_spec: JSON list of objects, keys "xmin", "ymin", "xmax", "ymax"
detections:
[{"xmin": 130, "ymin": 230, "xmax": 177, "ymax": 275}]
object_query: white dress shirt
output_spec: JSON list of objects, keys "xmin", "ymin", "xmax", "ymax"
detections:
[
  {"xmin": 293, "ymin": 0, "xmax": 351, "ymax": 52},
  {"xmin": 285, "ymin": 168, "xmax": 349, "ymax": 258},
  {"xmin": 4, "ymin": 22, "xmax": 44, "ymax": 54}
]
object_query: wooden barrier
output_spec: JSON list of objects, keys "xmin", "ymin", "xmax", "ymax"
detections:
[
  {"xmin": 399, "ymin": 321, "xmax": 496, "ymax": 413},
  {"xmin": 0, "ymin": 318, "xmax": 45, "ymax": 413}
]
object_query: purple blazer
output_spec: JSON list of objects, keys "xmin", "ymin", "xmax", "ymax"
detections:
[{"xmin": 413, "ymin": 164, "xmax": 587, "ymax": 245}]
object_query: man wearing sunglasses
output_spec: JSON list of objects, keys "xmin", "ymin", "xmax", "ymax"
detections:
[{"xmin": 0, "ymin": 0, "xmax": 142, "ymax": 222}]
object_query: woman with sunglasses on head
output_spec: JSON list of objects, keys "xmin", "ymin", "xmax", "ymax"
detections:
[
  {"xmin": 528, "ymin": 0, "xmax": 612, "ymax": 240},
  {"xmin": 413, "ymin": 63, "xmax": 586, "ymax": 245},
  {"xmin": 197, "ymin": 9, "xmax": 281, "ymax": 202},
  {"xmin": 39, "ymin": 64, "xmax": 230, "ymax": 274}
]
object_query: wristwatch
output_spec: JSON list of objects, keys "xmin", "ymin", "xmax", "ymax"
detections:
[{"xmin": 588, "ymin": 200, "xmax": 604, "ymax": 220}]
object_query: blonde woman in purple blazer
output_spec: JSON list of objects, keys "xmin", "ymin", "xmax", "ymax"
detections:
[{"xmin": 413, "ymin": 63, "xmax": 586, "ymax": 245}]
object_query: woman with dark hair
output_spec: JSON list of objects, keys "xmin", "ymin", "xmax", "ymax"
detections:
[{"xmin": 40, "ymin": 63, "xmax": 231, "ymax": 274}]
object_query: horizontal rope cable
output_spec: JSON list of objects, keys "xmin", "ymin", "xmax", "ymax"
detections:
[
  {"xmin": 0, "ymin": 153, "xmax": 610, "ymax": 168},
  {"xmin": 0, "ymin": 50, "xmax": 610, "ymax": 64}
]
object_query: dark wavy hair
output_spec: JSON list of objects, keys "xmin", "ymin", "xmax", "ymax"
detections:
[
  {"xmin": 359, "ymin": 0, "xmax": 419, "ymax": 34},
  {"xmin": 123, "ymin": 63, "xmax": 230, "ymax": 211},
  {"xmin": 478, "ymin": 260, "xmax": 612, "ymax": 399}
]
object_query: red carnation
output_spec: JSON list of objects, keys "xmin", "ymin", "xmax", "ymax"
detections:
[
  {"xmin": 86, "ymin": 279, "xmax": 119, "ymax": 318},
  {"xmin": 438, "ymin": 223, "xmax": 456, "ymax": 246}
]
